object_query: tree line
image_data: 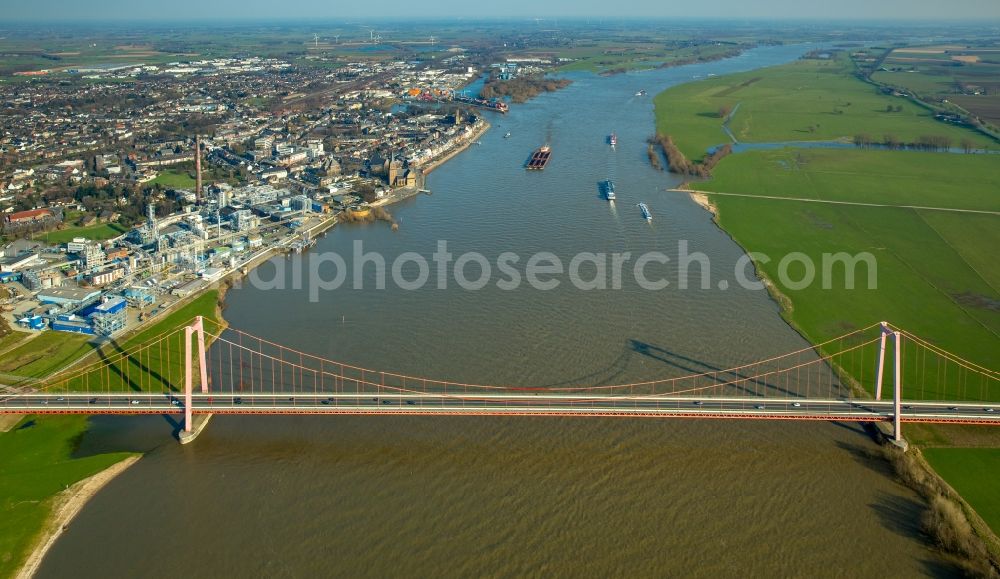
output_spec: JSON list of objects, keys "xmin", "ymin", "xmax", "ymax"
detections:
[
  {"xmin": 649, "ymin": 134, "xmax": 732, "ymax": 178},
  {"xmin": 853, "ymin": 134, "xmax": 978, "ymax": 153},
  {"xmin": 479, "ymin": 75, "xmax": 572, "ymax": 104}
]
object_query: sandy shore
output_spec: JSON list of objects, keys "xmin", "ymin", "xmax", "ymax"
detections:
[
  {"xmin": 0, "ymin": 414, "xmax": 24, "ymax": 432},
  {"xmin": 16, "ymin": 455, "xmax": 140, "ymax": 579},
  {"xmin": 684, "ymin": 189, "xmax": 718, "ymax": 217}
]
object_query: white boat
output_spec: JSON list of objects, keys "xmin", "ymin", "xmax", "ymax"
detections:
[
  {"xmin": 503, "ymin": 132, "xmax": 511, "ymax": 139},
  {"xmin": 604, "ymin": 180, "xmax": 616, "ymax": 201},
  {"xmin": 638, "ymin": 203, "xmax": 652, "ymax": 222}
]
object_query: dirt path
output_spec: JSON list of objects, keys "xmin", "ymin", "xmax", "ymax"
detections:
[{"xmin": 669, "ymin": 188, "xmax": 1000, "ymax": 216}]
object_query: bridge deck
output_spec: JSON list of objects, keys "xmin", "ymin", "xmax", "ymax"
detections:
[{"xmin": 4, "ymin": 394, "xmax": 998, "ymax": 425}]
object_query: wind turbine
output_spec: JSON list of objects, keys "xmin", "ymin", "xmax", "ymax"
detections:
[
  {"xmin": 333, "ymin": 35, "xmax": 340, "ymax": 44},
  {"xmin": 429, "ymin": 35, "xmax": 437, "ymax": 46},
  {"xmin": 313, "ymin": 34, "xmax": 319, "ymax": 49}
]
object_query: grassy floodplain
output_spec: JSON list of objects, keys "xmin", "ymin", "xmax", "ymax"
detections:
[
  {"xmin": 0, "ymin": 332, "xmax": 94, "ymax": 380},
  {"xmin": 654, "ymin": 54, "xmax": 996, "ymax": 159},
  {"xmin": 654, "ymin": 52, "xmax": 1000, "ymax": 536},
  {"xmin": 0, "ymin": 416, "xmax": 136, "ymax": 578},
  {"xmin": 653, "ymin": 54, "xmax": 1000, "ymax": 379},
  {"xmin": 556, "ymin": 41, "xmax": 742, "ymax": 74},
  {"xmin": 924, "ymin": 448, "xmax": 1000, "ymax": 536},
  {"xmin": 0, "ymin": 289, "xmax": 224, "ymax": 574}
]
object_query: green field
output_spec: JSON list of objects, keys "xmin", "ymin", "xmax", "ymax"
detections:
[
  {"xmin": 702, "ymin": 148, "xmax": 1000, "ymax": 212},
  {"xmin": 0, "ymin": 290, "xmax": 221, "ymax": 575},
  {"xmin": 924, "ymin": 448, "xmax": 1000, "ymax": 534},
  {"xmin": 150, "ymin": 169, "xmax": 196, "ymax": 189},
  {"xmin": 0, "ymin": 317, "xmax": 30, "ymax": 355},
  {"xmin": 0, "ymin": 331, "xmax": 28, "ymax": 355},
  {"xmin": 654, "ymin": 55, "xmax": 1000, "ymax": 387},
  {"xmin": 654, "ymin": 50, "xmax": 1000, "ymax": 539},
  {"xmin": 556, "ymin": 42, "xmax": 739, "ymax": 74},
  {"xmin": 706, "ymin": 185, "xmax": 999, "ymax": 390},
  {"xmin": 0, "ymin": 415, "xmax": 135, "ymax": 578},
  {"xmin": 0, "ymin": 332, "xmax": 94, "ymax": 380},
  {"xmin": 654, "ymin": 54, "xmax": 995, "ymax": 160},
  {"xmin": 33, "ymin": 222, "xmax": 127, "ymax": 245}
]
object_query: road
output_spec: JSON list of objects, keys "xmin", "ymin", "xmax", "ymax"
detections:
[{"xmin": 3, "ymin": 392, "xmax": 998, "ymax": 424}]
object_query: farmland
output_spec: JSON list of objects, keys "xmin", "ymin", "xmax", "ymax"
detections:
[
  {"xmin": 870, "ymin": 43, "xmax": 1000, "ymax": 131},
  {"xmin": 654, "ymin": 53, "xmax": 996, "ymax": 160}
]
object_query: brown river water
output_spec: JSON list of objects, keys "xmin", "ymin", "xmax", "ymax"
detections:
[{"xmin": 38, "ymin": 44, "xmax": 959, "ymax": 577}]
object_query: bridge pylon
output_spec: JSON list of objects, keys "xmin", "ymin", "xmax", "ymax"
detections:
[
  {"xmin": 180, "ymin": 316, "xmax": 210, "ymax": 443},
  {"xmin": 874, "ymin": 322, "xmax": 906, "ymax": 449}
]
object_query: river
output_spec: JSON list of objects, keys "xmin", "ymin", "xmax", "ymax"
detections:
[{"xmin": 38, "ymin": 44, "xmax": 959, "ymax": 577}]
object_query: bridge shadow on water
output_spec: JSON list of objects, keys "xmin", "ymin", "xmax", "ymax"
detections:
[
  {"xmin": 627, "ymin": 338, "xmax": 806, "ymax": 398},
  {"xmin": 836, "ymin": 441, "xmax": 970, "ymax": 575},
  {"xmin": 532, "ymin": 346, "xmax": 634, "ymax": 388},
  {"xmin": 531, "ymin": 338, "xmax": 818, "ymax": 397}
]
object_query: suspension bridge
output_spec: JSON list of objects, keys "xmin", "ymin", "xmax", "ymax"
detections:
[{"xmin": 1, "ymin": 318, "xmax": 997, "ymax": 444}]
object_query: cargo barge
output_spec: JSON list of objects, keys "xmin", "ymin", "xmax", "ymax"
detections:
[
  {"xmin": 526, "ymin": 146, "xmax": 551, "ymax": 170},
  {"xmin": 453, "ymin": 94, "xmax": 509, "ymax": 113},
  {"xmin": 603, "ymin": 179, "xmax": 616, "ymax": 201},
  {"xmin": 638, "ymin": 202, "xmax": 652, "ymax": 222}
]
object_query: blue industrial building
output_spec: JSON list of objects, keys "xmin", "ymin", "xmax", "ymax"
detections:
[{"xmin": 92, "ymin": 296, "xmax": 127, "ymax": 316}]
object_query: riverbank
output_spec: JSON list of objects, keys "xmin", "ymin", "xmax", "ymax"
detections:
[
  {"xmin": 419, "ymin": 119, "xmax": 491, "ymax": 176},
  {"xmin": 1, "ymin": 115, "xmax": 493, "ymax": 577},
  {"xmin": 0, "ymin": 415, "xmax": 138, "ymax": 579},
  {"xmin": 15, "ymin": 455, "xmax": 139, "ymax": 579},
  {"xmin": 3, "ymin": 289, "xmax": 230, "ymax": 575},
  {"xmin": 653, "ymin": 48, "xmax": 1000, "ymax": 570}
]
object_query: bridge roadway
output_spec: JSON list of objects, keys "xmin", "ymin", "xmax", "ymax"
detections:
[{"xmin": 2, "ymin": 393, "xmax": 999, "ymax": 424}]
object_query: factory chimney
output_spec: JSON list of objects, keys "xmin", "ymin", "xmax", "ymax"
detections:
[{"xmin": 195, "ymin": 135, "xmax": 203, "ymax": 204}]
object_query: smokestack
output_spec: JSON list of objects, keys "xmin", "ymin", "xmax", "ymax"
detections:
[{"xmin": 195, "ymin": 135, "xmax": 203, "ymax": 204}]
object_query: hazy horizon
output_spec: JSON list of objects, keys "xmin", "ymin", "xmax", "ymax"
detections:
[{"xmin": 7, "ymin": 0, "xmax": 1000, "ymax": 22}]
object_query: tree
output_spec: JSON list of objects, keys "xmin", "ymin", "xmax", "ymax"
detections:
[
  {"xmin": 960, "ymin": 138, "xmax": 975, "ymax": 154},
  {"xmin": 718, "ymin": 105, "xmax": 732, "ymax": 119}
]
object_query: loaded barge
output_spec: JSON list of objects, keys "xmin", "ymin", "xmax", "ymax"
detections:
[
  {"xmin": 526, "ymin": 146, "xmax": 551, "ymax": 170},
  {"xmin": 603, "ymin": 179, "xmax": 616, "ymax": 201},
  {"xmin": 453, "ymin": 94, "xmax": 509, "ymax": 113}
]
